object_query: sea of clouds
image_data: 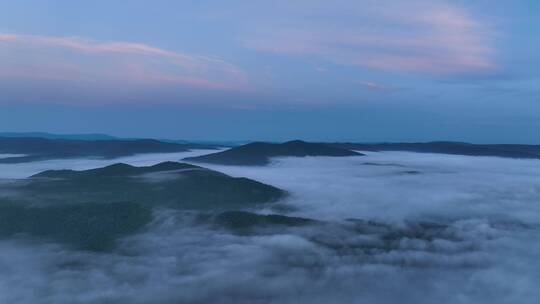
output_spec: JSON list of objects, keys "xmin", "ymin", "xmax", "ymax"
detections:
[{"xmin": 0, "ymin": 150, "xmax": 539, "ymax": 303}]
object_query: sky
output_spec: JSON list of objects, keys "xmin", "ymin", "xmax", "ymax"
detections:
[{"xmin": 0, "ymin": 0, "xmax": 539, "ymax": 143}]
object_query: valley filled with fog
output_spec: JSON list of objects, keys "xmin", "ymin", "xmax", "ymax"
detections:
[{"xmin": 1, "ymin": 150, "xmax": 539, "ymax": 304}]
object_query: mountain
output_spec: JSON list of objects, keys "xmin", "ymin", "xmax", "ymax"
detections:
[
  {"xmin": 0, "ymin": 137, "xmax": 215, "ymax": 163},
  {"xmin": 159, "ymin": 139, "xmax": 249, "ymax": 147},
  {"xmin": 0, "ymin": 161, "xmax": 285, "ymax": 251},
  {"xmin": 0, "ymin": 132, "xmax": 244, "ymax": 147},
  {"xmin": 28, "ymin": 161, "xmax": 285, "ymax": 209},
  {"xmin": 0, "ymin": 132, "xmax": 118, "ymax": 141},
  {"xmin": 330, "ymin": 142, "xmax": 540, "ymax": 159},
  {"xmin": 0, "ymin": 201, "xmax": 151, "ymax": 252},
  {"xmin": 213, "ymin": 211, "xmax": 315, "ymax": 231},
  {"xmin": 184, "ymin": 140, "xmax": 363, "ymax": 166}
]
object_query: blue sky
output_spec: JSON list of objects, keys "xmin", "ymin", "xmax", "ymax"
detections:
[{"xmin": 0, "ymin": 0, "xmax": 539, "ymax": 142}]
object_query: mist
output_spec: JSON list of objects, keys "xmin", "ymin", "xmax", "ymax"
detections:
[
  {"xmin": 0, "ymin": 150, "xmax": 216, "ymax": 179},
  {"xmin": 1, "ymin": 151, "xmax": 539, "ymax": 303}
]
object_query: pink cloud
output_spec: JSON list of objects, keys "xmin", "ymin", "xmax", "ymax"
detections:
[
  {"xmin": 243, "ymin": 1, "xmax": 496, "ymax": 75},
  {"xmin": 356, "ymin": 81, "xmax": 389, "ymax": 90},
  {"xmin": 0, "ymin": 33, "xmax": 247, "ymax": 91}
]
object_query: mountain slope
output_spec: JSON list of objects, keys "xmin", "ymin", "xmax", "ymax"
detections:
[
  {"xmin": 0, "ymin": 137, "xmax": 214, "ymax": 163},
  {"xmin": 184, "ymin": 140, "xmax": 362, "ymax": 166},
  {"xmin": 0, "ymin": 161, "xmax": 285, "ymax": 250},
  {"xmin": 0, "ymin": 132, "xmax": 118, "ymax": 141},
  {"xmin": 26, "ymin": 161, "xmax": 285, "ymax": 209}
]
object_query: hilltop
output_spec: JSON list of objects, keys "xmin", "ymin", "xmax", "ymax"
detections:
[
  {"xmin": 184, "ymin": 140, "xmax": 362, "ymax": 166},
  {"xmin": 0, "ymin": 161, "xmax": 285, "ymax": 251}
]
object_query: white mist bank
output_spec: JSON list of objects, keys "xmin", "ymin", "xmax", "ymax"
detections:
[
  {"xmin": 0, "ymin": 154, "xmax": 26, "ymax": 159},
  {"xmin": 196, "ymin": 151, "xmax": 540, "ymax": 224},
  {"xmin": 1, "ymin": 151, "xmax": 539, "ymax": 303},
  {"xmin": 0, "ymin": 150, "xmax": 218, "ymax": 179}
]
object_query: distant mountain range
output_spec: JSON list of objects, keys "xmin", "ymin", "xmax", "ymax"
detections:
[
  {"xmin": 0, "ymin": 132, "xmax": 247, "ymax": 146},
  {"xmin": 0, "ymin": 132, "xmax": 119, "ymax": 141},
  {"xmin": 330, "ymin": 142, "xmax": 540, "ymax": 159},
  {"xmin": 184, "ymin": 140, "xmax": 362, "ymax": 166},
  {"xmin": 0, "ymin": 137, "xmax": 216, "ymax": 163},
  {"xmin": 3, "ymin": 132, "xmax": 540, "ymax": 163}
]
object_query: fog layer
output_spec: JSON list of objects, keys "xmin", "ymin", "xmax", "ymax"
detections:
[{"xmin": 1, "ymin": 151, "xmax": 539, "ymax": 303}]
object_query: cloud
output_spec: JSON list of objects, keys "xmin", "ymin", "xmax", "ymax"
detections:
[
  {"xmin": 243, "ymin": 1, "xmax": 496, "ymax": 75},
  {"xmin": 199, "ymin": 151, "xmax": 540, "ymax": 223},
  {"xmin": 0, "ymin": 33, "xmax": 247, "ymax": 93},
  {"xmin": 356, "ymin": 81, "xmax": 389, "ymax": 90},
  {"xmin": 1, "ymin": 150, "xmax": 539, "ymax": 303},
  {"xmin": 0, "ymin": 150, "xmax": 213, "ymax": 179}
]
